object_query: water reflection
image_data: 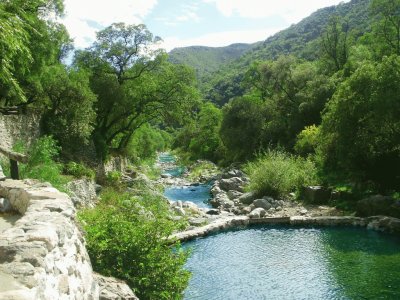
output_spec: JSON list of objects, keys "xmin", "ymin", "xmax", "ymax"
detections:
[{"xmin": 183, "ymin": 226, "xmax": 400, "ymax": 299}]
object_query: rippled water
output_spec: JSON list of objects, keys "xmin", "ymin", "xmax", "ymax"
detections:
[
  {"xmin": 158, "ymin": 153, "xmax": 176, "ymax": 163},
  {"xmin": 183, "ymin": 226, "xmax": 400, "ymax": 300},
  {"xmin": 164, "ymin": 183, "xmax": 213, "ymax": 208}
]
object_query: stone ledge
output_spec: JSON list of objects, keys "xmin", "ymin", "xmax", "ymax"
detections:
[
  {"xmin": 0, "ymin": 179, "xmax": 98, "ymax": 299},
  {"xmin": 171, "ymin": 215, "xmax": 400, "ymax": 242}
]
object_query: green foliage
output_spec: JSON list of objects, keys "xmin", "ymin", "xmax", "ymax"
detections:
[
  {"xmin": 20, "ymin": 136, "xmax": 68, "ymax": 190},
  {"xmin": 126, "ymin": 124, "xmax": 171, "ymax": 162},
  {"xmin": 220, "ymin": 95, "xmax": 266, "ymax": 162},
  {"xmin": 173, "ymin": 102, "xmax": 224, "ymax": 162},
  {"xmin": 168, "ymin": 43, "xmax": 254, "ymax": 82},
  {"xmin": 40, "ymin": 65, "xmax": 96, "ymax": 156},
  {"xmin": 295, "ymin": 125, "xmax": 320, "ymax": 156},
  {"xmin": 318, "ymin": 55, "xmax": 400, "ymax": 191},
  {"xmin": 78, "ymin": 188, "xmax": 190, "ymax": 299},
  {"xmin": 64, "ymin": 162, "xmax": 95, "ymax": 179},
  {"xmin": 370, "ymin": 0, "xmax": 400, "ymax": 56},
  {"xmin": 75, "ymin": 23, "xmax": 200, "ymax": 159},
  {"xmin": 244, "ymin": 150, "xmax": 319, "ymax": 198},
  {"xmin": 0, "ymin": 0, "xmax": 72, "ymax": 109}
]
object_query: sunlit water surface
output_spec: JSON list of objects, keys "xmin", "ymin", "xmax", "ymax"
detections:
[
  {"xmin": 183, "ymin": 226, "xmax": 400, "ymax": 300},
  {"xmin": 164, "ymin": 183, "xmax": 213, "ymax": 209}
]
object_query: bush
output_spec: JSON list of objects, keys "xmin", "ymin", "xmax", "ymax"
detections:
[
  {"xmin": 78, "ymin": 188, "xmax": 190, "ymax": 299},
  {"xmin": 294, "ymin": 125, "xmax": 319, "ymax": 156},
  {"xmin": 244, "ymin": 150, "xmax": 319, "ymax": 198},
  {"xmin": 19, "ymin": 136, "xmax": 68, "ymax": 190},
  {"xmin": 64, "ymin": 161, "xmax": 95, "ymax": 179}
]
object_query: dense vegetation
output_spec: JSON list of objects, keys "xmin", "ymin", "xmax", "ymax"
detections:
[
  {"xmin": 1, "ymin": 0, "xmax": 400, "ymax": 297},
  {"xmin": 173, "ymin": 0, "xmax": 400, "ymax": 198}
]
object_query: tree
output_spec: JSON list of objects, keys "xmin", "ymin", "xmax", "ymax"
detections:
[
  {"xmin": 39, "ymin": 65, "xmax": 96, "ymax": 156},
  {"xmin": 187, "ymin": 103, "xmax": 223, "ymax": 161},
  {"xmin": 370, "ymin": 0, "xmax": 400, "ymax": 55},
  {"xmin": 321, "ymin": 16, "xmax": 350, "ymax": 72},
  {"xmin": 318, "ymin": 55, "xmax": 400, "ymax": 191},
  {"xmin": 75, "ymin": 23, "xmax": 199, "ymax": 159},
  {"xmin": 0, "ymin": 0, "xmax": 72, "ymax": 113},
  {"xmin": 220, "ymin": 95, "xmax": 266, "ymax": 162}
]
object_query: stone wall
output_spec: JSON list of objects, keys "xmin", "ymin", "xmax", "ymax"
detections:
[
  {"xmin": 0, "ymin": 179, "xmax": 137, "ymax": 300},
  {"xmin": 0, "ymin": 112, "xmax": 41, "ymax": 152},
  {"xmin": 0, "ymin": 179, "xmax": 98, "ymax": 299}
]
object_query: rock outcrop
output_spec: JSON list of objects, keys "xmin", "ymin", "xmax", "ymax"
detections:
[{"xmin": 0, "ymin": 179, "xmax": 137, "ymax": 300}]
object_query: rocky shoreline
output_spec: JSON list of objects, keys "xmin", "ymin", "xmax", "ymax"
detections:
[{"xmin": 155, "ymin": 154, "xmax": 400, "ymax": 243}]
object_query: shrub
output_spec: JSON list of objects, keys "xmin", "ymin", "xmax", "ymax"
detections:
[
  {"xmin": 294, "ymin": 125, "xmax": 319, "ymax": 156},
  {"xmin": 19, "ymin": 136, "xmax": 69, "ymax": 190},
  {"xmin": 64, "ymin": 161, "xmax": 95, "ymax": 179},
  {"xmin": 78, "ymin": 188, "xmax": 190, "ymax": 299},
  {"xmin": 244, "ymin": 150, "xmax": 319, "ymax": 198}
]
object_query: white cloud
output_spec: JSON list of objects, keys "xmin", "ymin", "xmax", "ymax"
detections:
[
  {"xmin": 204, "ymin": 0, "xmax": 350, "ymax": 24},
  {"xmin": 161, "ymin": 27, "xmax": 281, "ymax": 51},
  {"xmin": 62, "ymin": 0, "xmax": 158, "ymax": 48}
]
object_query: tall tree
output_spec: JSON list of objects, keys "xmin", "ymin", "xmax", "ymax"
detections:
[
  {"xmin": 75, "ymin": 23, "xmax": 199, "ymax": 159},
  {"xmin": 321, "ymin": 16, "xmax": 350, "ymax": 72},
  {"xmin": 370, "ymin": 0, "xmax": 400, "ymax": 55},
  {"xmin": 0, "ymin": 0, "xmax": 72, "ymax": 113}
]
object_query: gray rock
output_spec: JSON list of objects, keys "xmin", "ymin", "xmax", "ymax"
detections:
[
  {"xmin": 357, "ymin": 195, "xmax": 400, "ymax": 218},
  {"xmin": 188, "ymin": 218, "xmax": 208, "ymax": 226},
  {"xmin": 161, "ymin": 173, "xmax": 172, "ymax": 179},
  {"xmin": 300, "ymin": 209, "xmax": 308, "ymax": 215},
  {"xmin": 222, "ymin": 169, "xmax": 245, "ymax": 179},
  {"xmin": 227, "ymin": 190, "xmax": 243, "ymax": 200},
  {"xmin": 249, "ymin": 207, "xmax": 266, "ymax": 218},
  {"xmin": 0, "ymin": 165, "xmax": 5, "ymax": 181},
  {"xmin": 241, "ymin": 206, "xmax": 252, "ymax": 214},
  {"xmin": 206, "ymin": 209, "xmax": 219, "ymax": 215},
  {"xmin": 238, "ymin": 192, "xmax": 256, "ymax": 205},
  {"xmin": 219, "ymin": 177, "xmax": 244, "ymax": 192},
  {"xmin": 66, "ymin": 179, "xmax": 97, "ymax": 208},
  {"xmin": 253, "ymin": 199, "xmax": 272, "ymax": 211},
  {"xmin": 94, "ymin": 273, "xmax": 138, "ymax": 300},
  {"xmin": 0, "ymin": 197, "xmax": 12, "ymax": 212},
  {"xmin": 301, "ymin": 186, "xmax": 331, "ymax": 204}
]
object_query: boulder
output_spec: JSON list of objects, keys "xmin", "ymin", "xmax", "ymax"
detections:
[
  {"xmin": 222, "ymin": 169, "xmax": 245, "ymax": 179},
  {"xmin": 301, "ymin": 186, "xmax": 331, "ymax": 204},
  {"xmin": 249, "ymin": 207, "xmax": 266, "ymax": 219},
  {"xmin": 238, "ymin": 192, "xmax": 256, "ymax": 205},
  {"xmin": 357, "ymin": 195, "xmax": 400, "ymax": 218},
  {"xmin": 66, "ymin": 179, "xmax": 97, "ymax": 208},
  {"xmin": 94, "ymin": 273, "xmax": 138, "ymax": 300},
  {"xmin": 253, "ymin": 199, "xmax": 272, "ymax": 211},
  {"xmin": 219, "ymin": 177, "xmax": 244, "ymax": 192},
  {"xmin": 0, "ymin": 197, "xmax": 12, "ymax": 212},
  {"xmin": 227, "ymin": 190, "xmax": 243, "ymax": 200},
  {"xmin": 0, "ymin": 165, "xmax": 5, "ymax": 181}
]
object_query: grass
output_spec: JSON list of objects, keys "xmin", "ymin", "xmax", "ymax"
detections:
[{"xmin": 244, "ymin": 150, "xmax": 320, "ymax": 199}]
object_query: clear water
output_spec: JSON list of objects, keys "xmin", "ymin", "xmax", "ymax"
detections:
[
  {"xmin": 163, "ymin": 166, "xmax": 186, "ymax": 177},
  {"xmin": 183, "ymin": 226, "xmax": 400, "ymax": 300},
  {"xmin": 158, "ymin": 153, "xmax": 176, "ymax": 163},
  {"xmin": 164, "ymin": 183, "xmax": 213, "ymax": 209}
]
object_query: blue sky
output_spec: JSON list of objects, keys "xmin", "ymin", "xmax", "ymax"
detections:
[{"xmin": 62, "ymin": 0, "xmax": 350, "ymax": 51}]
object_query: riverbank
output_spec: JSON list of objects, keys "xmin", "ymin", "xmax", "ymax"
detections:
[{"xmin": 154, "ymin": 153, "xmax": 400, "ymax": 243}]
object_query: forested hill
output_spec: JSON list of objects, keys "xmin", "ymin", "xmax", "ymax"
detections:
[
  {"xmin": 201, "ymin": 0, "xmax": 371, "ymax": 105},
  {"xmin": 168, "ymin": 43, "xmax": 257, "ymax": 80}
]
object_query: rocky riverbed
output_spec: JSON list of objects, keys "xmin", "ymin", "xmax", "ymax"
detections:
[{"xmin": 154, "ymin": 153, "xmax": 343, "ymax": 234}]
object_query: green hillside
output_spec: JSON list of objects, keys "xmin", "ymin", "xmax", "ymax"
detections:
[
  {"xmin": 168, "ymin": 43, "xmax": 257, "ymax": 80},
  {"xmin": 203, "ymin": 0, "xmax": 371, "ymax": 105}
]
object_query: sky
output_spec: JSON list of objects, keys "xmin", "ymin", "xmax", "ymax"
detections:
[{"xmin": 61, "ymin": 0, "xmax": 350, "ymax": 52}]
